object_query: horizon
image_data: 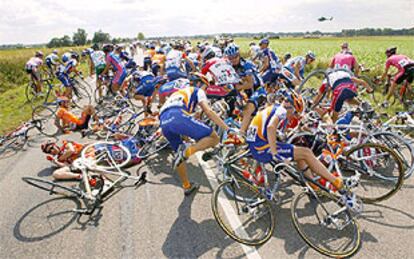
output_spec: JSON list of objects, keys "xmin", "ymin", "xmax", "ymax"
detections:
[{"xmin": 1, "ymin": 0, "xmax": 413, "ymax": 45}]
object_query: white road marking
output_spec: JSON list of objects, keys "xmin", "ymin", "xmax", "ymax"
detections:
[{"xmin": 195, "ymin": 153, "xmax": 263, "ymax": 259}]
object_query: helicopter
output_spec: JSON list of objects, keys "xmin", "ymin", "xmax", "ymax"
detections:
[{"xmin": 318, "ymin": 16, "xmax": 333, "ymax": 22}]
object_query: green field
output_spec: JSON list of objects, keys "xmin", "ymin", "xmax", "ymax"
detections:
[
  {"xmin": 0, "ymin": 36, "xmax": 413, "ymax": 134},
  {"xmin": 0, "ymin": 46, "xmax": 88, "ymax": 134}
]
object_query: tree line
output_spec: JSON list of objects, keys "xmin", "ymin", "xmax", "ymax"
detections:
[{"xmin": 45, "ymin": 29, "xmax": 145, "ymax": 48}]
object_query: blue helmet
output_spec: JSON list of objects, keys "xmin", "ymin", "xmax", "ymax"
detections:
[
  {"xmin": 259, "ymin": 38, "xmax": 269, "ymax": 45},
  {"xmin": 224, "ymin": 43, "xmax": 240, "ymax": 57},
  {"xmin": 62, "ymin": 54, "xmax": 69, "ymax": 63},
  {"xmin": 306, "ymin": 50, "xmax": 316, "ymax": 60}
]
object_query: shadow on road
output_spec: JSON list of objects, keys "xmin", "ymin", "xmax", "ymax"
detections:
[
  {"xmin": 13, "ymin": 197, "xmax": 81, "ymax": 242},
  {"xmin": 361, "ymin": 203, "xmax": 414, "ymax": 229}
]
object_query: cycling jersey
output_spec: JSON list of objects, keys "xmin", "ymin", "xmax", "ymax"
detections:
[
  {"xmin": 152, "ymin": 54, "xmax": 166, "ymax": 65},
  {"xmin": 212, "ymin": 46, "xmax": 223, "ymax": 58},
  {"xmin": 385, "ymin": 54, "xmax": 414, "ymax": 83},
  {"xmin": 90, "ymin": 50, "xmax": 106, "ymax": 67},
  {"xmin": 233, "ymin": 58, "xmax": 262, "ymax": 90},
  {"xmin": 160, "ymin": 87, "xmax": 207, "ymax": 114},
  {"xmin": 58, "ymin": 140, "xmax": 84, "ymax": 164},
  {"xmin": 250, "ymin": 45, "xmax": 260, "ymax": 58},
  {"xmin": 56, "ymin": 107, "xmax": 91, "ymax": 130},
  {"xmin": 284, "ymin": 56, "xmax": 306, "ymax": 78},
  {"xmin": 319, "ymin": 70, "xmax": 354, "ymax": 93},
  {"xmin": 63, "ymin": 59, "xmax": 77, "ymax": 74},
  {"xmin": 45, "ymin": 53, "xmax": 59, "ymax": 66},
  {"xmin": 165, "ymin": 49, "xmax": 184, "ymax": 70},
  {"xmin": 260, "ymin": 48, "xmax": 281, "ymax": 72},
  {"xmin": 201, "ymin": 57, "xmax": 240, "ymax": 86},
  {"xmin": 106, "ymin": 52, "xmax": 125, "ymax": 73},
  {"xmin": 246, "ymin": 104, "xmax": 294, "ymax": 163},
  {"xmin": 158, "ymin": 78, "xmax": 190, "ymax": 97},
  {"xmin": 25, "ymin": 57, "xmax": 43, "ymax": 70},
  {"xmin": 133, "ymin": 71, "xmax": 157, "ymax": 97},
  {"xmin": 330, "ymin": 52, "xmax": 357, "ymax": 72}
]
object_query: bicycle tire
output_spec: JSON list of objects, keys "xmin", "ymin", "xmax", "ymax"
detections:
[
  {"xmin": 341, "ymin": 143, "xmax": 404, "ymax": 203},
  {"xmin": 291, "ymin": 191, "xmax": 361, "ymax": 258},
  {"xmin": 298, "ymin": 69, "xmax": 330, "ymax": 109},
  {"xmin": 137, "ymin": 130, "xmax": 169, "ymax": 159},
  {"xmin": 32, "ymin": 105, "xmax": 60, "ymax": 137},
  {"xmin": 72, "ymin": 85, "xmax": 92, "ymax": 109},
  {"xmin": 358, "ymin": 75, "xmax": 377, "ymax": 103},
  {"xmin": 368, "ymin": 131, "xmax": 414, "ymax": 179},
  {"xmin": 81, "ymin": 141, "xmax": 132, "ymax": 170},
  {"xmin": 211, "ymin": 179, "xmax": 275, "ymax": 246},
  {"xmin": 22, "ymin": 177, "xmax": 81, "ymax": 197}
]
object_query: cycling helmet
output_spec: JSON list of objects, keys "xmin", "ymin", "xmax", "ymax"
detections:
[
  {"xmin": 341, "ymin": 42, "xmax": 349, "ymax": 49},
  {"xmin": 385, "ymin": 46, "xmax": 397, "ymax": 57},
  {"xmin": 224, "ymin": 43, "xmax": 240, "ymax": 57},
  {"xmin": 189, "ymin": 72, "xmax": 210, "ymax": 88},
  {"xmin": 306, "ymin": 50, "xmax": 316, "ymax": 60},
  {"xmin": 202, "ymin": 47, "xmax": 216, "ymax": 61},
  {"xmin": 52, "ymin": 49, "xmax": 58, "ymax": 54},
  {"xmin": 41, "ymin": 140, "xmax": 58, "ymax": 154},
  {"xmin": 283, "ymin": 90, "xmax": 304, "ymax": 114},
  {"xmin": 249, "ymin": 41, "xmax": 256, "ymax": 46},
  {"xmin": 259, "ymin": 38, "xmax": 269, "ymax": 45},
  {"xmin": 62, "ymin": 54, "xmax": 69, "ymax": 63},
  {"xmin": 284, "ymin": 52, "xmax": 292, "ymax": 61},
  {"xmin": 115, "ymin": 44, "xmax": 124, "ymax": 51},
  {"xmin": 102, "ymin": 44, "xmax": 114, "ymax": 53},
  {"xmin": 35, "ymin": 51, "xmax": 44, "ymax": 58}
]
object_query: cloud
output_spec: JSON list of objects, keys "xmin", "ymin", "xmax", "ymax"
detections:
[{"xmin": 0, "ymin": 0, "xmax": 413, "ymax": 44}]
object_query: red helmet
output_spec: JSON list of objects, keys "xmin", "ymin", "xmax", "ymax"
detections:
[{"xmin": 41, "ymin": 140, "xmax": 57, "ymax": 154}]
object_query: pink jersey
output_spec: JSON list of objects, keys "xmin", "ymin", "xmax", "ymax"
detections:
[
  {"xmin": 25, "ymin": 57, "xmax": 43, "ymax": 69},
  {"xmin": 330, "ymin": 53, "xmax": 356, "ymax": 71},
  {"xmin": 385, "ymin": 55, "xmax": 414, "ymax": 72}
]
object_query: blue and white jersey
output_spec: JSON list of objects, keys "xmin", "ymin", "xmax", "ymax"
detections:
[
  {"xmin": 165, "ymin": 49, "xmax": 183, "ymax": 70},
  {"xmin": 260, "ymin": 48, "xmax": 282, "ymax": 72},
  {"xmin": 46, "ymin": 53, "xmax": 59, "ymax": 64},
  {"xmin": 233, "ymin": 58, "xmax": 262, "ymax": 89},
  {"xmin": 284, "ymin": 56, "xmax": 306, "ymax": 78}
]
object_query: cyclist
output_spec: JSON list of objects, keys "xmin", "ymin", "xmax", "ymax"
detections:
[
  {"xmin": 381, "ymin": 47, "xmax": 414, "ymax": 106},
  {"xmin": 151, "ymin": 48, "xmax": 167, "ymax": 76},
  {"xmin": 246, "ymin": 91, "xmax": 355, "ymax": 206},
  {"xmin": 25, "ymin": 51, "xmax": 44, "ymax": 93},
  {"xmin": 56, "ymin": 52, "xmax": 81, "ymax": 98},
  {"xmin": 185, "ymin": 47, "xmax": 201, "ymax": 72},
  {"xmin": 249, "ymin": 42, "xmax": 260, "ymax": 60},
  {"xmin": 45, "ymin": 50, "xmax": 60, "ymax": 75},
  {"xmin": 224, "ymin": 43, "xmax": 265, "ymax": 138},
  {"xmin": 55, "ymin": 96, "xmax": 95, "ymax": 133},
  {"xmin": 165, "ymin": 42, "xmax": 194, "ymax": 81},
  {"xmin": 257, "ymin": 38, "xmax": 282, "ymax": 86},
  {"xmin": 41, "ymin": 140, "xmax": 84, "ymax": 180},
  {"xmin": 143, "ymin": 44, "xmax": 156, "ymax": 71},
  {"xmin": 124, "ymin": 70, "xmax": 157, "ymax": 113},
  {"xmin": 329, "ymin": 42, "xmax": 360, "ymax": 75},
  {"xmin": 102, "ymin": 44, "xmax": 127, "ymax": 92},
  {"xmin": 281, "ymin": 51, "xmax": 316, "ymax": 88},
  {"xmin": 159, "ymin": 82, "xmax": 231, "ymax": 196},
  {"xmin": 313, "ymin": 69, "xmax": 373, "ymax": 122}
]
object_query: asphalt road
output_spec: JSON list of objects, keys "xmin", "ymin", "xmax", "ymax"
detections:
[{"xmin": 1, "ymin": 49, "xmax": 414, "ymax": 259}]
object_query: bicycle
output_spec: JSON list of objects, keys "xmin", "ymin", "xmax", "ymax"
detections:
[{"xmin": 22, "ymin": 144, "xmax": 146, "ymax": 215}]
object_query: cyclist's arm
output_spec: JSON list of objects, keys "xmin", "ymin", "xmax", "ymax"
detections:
[
  {"xmin": 184, "ymin": 57, "xmax": 195, "ymax": 71},
  {"xmin": 294, "ymin": 62, "xmax": 301, "ymax": 80},
  {"xmin": 351, "ymin": 77, "xmax": 372, "ymax": 91},
  {"xmin": 88, "ymin": 57, "xmax": 95, "ymax": 75},
  {"xmin": 381, "ymin": 66, "xmax": 390, "ymax": 81},
  {"xmin": 199, "ymin": 100, "xmax": 229, "ymax": 131},
  {"xmin": 353, "ymin": 59, "xmax": 360, "ymax": 77},
  {"xmin": 260, "ymin": 56, "xmax": 269, "ymax": 73},
  {"xmin": 235, "ymin": 75, "xmax": 253, "ymax": 91},
  {"xmin": 267, "ymin": 115, "xmax": 280, "ymax": 156}
]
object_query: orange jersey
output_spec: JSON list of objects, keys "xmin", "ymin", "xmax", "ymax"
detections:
[
  {"xmin": 57, "ymin": 107, "xmax": 81, "ymax": 125},
  {"xmin": 145, "ymin": 49, "xmax": 156, "ymax": 58},
  {"xmin": 152, "ymin": 54, "xmax": 166, "ymax": 65},
  {"xmin": 58, "ymin": 140, "xmax": 84, "ymax": 163}
]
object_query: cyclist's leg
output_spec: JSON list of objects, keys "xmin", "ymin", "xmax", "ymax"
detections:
[
  {"xmin": 52, "ymin": 166, "xmax": 82, "ymax": 180},
  {"xmin": 293, "ymin": 146, "xmax": 342, "ymax": 189},
  {"xmin": 240, "ymin": 102, "xmax": 257, "ymax": 135}
]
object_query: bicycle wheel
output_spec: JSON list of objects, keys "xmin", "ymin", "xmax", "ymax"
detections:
[
  {"xmin": 137, "ymin": 130, "xmax": 169, "ymax": 159},
  {"xmin": 291, "ymin": 191, "xmax": 361, "ymax": 258},
  {"xmin": 357, "ymin": 75, "xmax": 377, "ymax": 103},
  {"xmin": 211, "ymin": 179, "xmax": 275, "ymax": 246},
  {"xmin": 22, "ymin": 177, "xmax": 81, "ymax": 197},
  {"xmin": 298, "ymin": 69, "xmax": 329, "ymax": 109},
  {"xmin": 32, "ymin": 105, "xmax": 60, "ymax": 137},
  {"xmin": 25, "ymin": 81, "xmax": 43, "ymax": 104},
  {"xmin": 341, "ymin": 143, "xmax": 404, "ymax": 203},
  {"xmin": 72, "ymin": 85, "xmax": 91, "ymax": 109},
  {"xmin": 81, "ymin": 141, "xmax": 131, "ymax": 170},
  {"xmin": 368, "ymin": 132, "xmax": 414, "ymax": 179}
]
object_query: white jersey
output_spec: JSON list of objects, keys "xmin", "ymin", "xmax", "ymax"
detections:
[
  {"xmin": 250, "ymin": 45, "xmax": 260, "ymax": 57},
  {"xmin": 25, "ymin": 57, "xmax": 43, "ymax": 70},
  {"xmin": 46, "ymin": 53, "xmax": 59, "ymax": 64},
  {"xmin": 212, "ymin": 47, "xmax": 223, "ymax": 58},
  {"xmin": 326, "ymin": 70, "xmax": 353, "ymax": 88},
  {"xmin": 165, "ymin": 49, "xmax": 183, "ymax": 69},
  {"xmin": 90, "ymin": 50, "xmax": 106, "ymax": 67}
]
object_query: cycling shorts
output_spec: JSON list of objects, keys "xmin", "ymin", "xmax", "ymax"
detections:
[
  {"xmin": 95, "ymin": 64, "xmax": 106, "ymax": 76},
  {"xmin": 166, "ymin": 67, "xmax": 187, "ymax": 81},
  {"xmin": 135, "ymin": 81, "xmax": 156, "ymax": 97},
  {"xmin": 331, "ymin": 83, "xmax": 357, "ymax": 113},
  {"xmin": 113, "ymin": 70, "xmax": 127, "ymax": 86},
  {"xmin": 395, "ymin": 63, "xmax": 414, "ymax": 84},
  {"xmin": 57, "ymin": 72, "xmax": 71, "ymax": 87},
  {"xmin": 160, "ymin": 108, "xmax": 212, "ymax": 151},
  {"xmin": 248, "ymin": 141, "xmax": 294, "ymax": 163}
]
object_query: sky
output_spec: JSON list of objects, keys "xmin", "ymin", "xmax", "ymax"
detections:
[{"xmin": 1, "ymin": 0, "xmax": 413, "ymax": 44}]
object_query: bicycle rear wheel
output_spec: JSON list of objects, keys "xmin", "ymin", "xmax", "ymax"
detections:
[
  {"xmin": 81, "ymin": 141, "xmax": 131, "ymax": 170},
  {"xmin": 291, "ymin": 191, "xmax": 361, "ymax": 258},
  {"xmin": 341, "ymin": 143, "xmax": 404, "ymax": 203},
  {"xmin": 72, "ymin": 85, "xmax": 91, "ymax": 109},
  {"xmin": 22, "ymin": 177, "xmax": 81, "ymax": 197},
  {"xmin": 211, "ymin": 179, "xmax": 275, "ymax": 246},
  {"xmin": 32, "ymin": 105, "xmax": 60, "ymax": 137}
]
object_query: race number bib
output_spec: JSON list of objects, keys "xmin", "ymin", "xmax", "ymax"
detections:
[
  {"xmin": 246, "ymin": 126, "xmax": 258, "ymax": 142},
  {"xmin": 209, "ymin": 62, "xmax": 240, "ymax": 85},
  {"xmin": 398, "ymin": 59, "xmax": 409, "ymax": 68}
]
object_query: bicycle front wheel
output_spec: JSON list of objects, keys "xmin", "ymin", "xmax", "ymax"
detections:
[
  {"xmin": 341, "ymin": 143, "xmax": 404, "ymax": 203},
  {"xmin": 32, "ymin": 105, "xmax": 60, "ymax": 137},
  {"xmin": 291, "ymin": 191, "xmax": 361, "ymax": 258},
  {"xmin": 211, "ymin": 179, "xmax": 275, "ymax": 246},
  {"xmin": 22, "ymin": 177, "xmax": 81, "ymax": 197},
  {"xmin": 81, "ymin": 141, "xmax": 132, "ymax": 170}
]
